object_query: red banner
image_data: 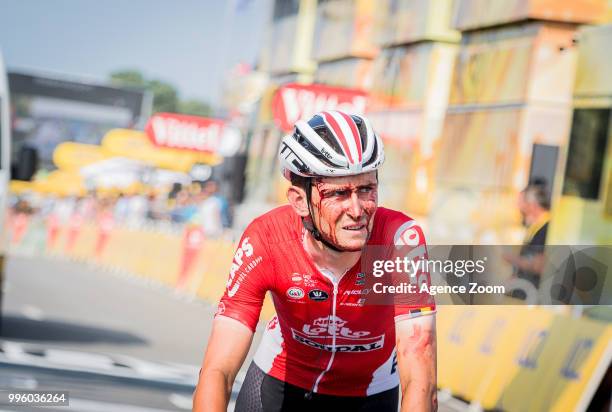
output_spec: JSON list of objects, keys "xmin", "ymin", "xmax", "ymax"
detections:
[
  {"xmin": 144, "ymin": 113, "xmax": 241, "ymax": 156},
  {"xmin": 272, "ymin": 83, "xmax": 368, "ymax": 132}
]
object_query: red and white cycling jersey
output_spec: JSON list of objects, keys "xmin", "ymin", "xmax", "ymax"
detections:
[{"xmin": 216, "ymin": 205, "xmax": 435, "ymax": 396}]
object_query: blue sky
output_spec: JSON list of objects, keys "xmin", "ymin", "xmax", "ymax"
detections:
[{"xmin": 0, "ymin": 0, "xmax": 272, "ymax": 105}]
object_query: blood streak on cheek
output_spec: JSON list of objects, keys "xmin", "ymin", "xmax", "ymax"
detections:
[{"xmin": 313, "ymin": 183, "xmax": 343, "ymax": 244}]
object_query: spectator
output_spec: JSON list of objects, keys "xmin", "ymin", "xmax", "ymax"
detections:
[
  {"xmin": 504, "ymin": 181, "xmax": 551, "ymax": 297},
  {"xmin": 197, "ymin": 180, "xmax": 225, "ymax": 237},
  {"xmin": 170, "ymin": 189, "xmax": 198, "ymax": 224},
  {"xmin": 113, "ymin": 193, "xmax": 130, "ymax": 223}
]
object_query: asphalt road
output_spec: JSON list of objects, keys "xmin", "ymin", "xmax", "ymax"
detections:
[
  {"xmin": 1, "ymin": 256, "xmax": 221, "ymax": 365},
  {"xmin": 0, "ymin": 256, "xmax": 260, "ymax": 411}
]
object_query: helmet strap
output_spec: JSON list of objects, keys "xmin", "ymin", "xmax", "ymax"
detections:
[{"xmin": 302, "ymin": 178, "xmax": 345, "ymax": 253}]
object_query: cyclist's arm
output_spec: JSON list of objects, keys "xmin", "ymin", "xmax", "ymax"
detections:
[
  {"xmin": 193, "ymin": 316, "xmax": 253, "ymax": 412},
  {"xmin": 395, "ymin": 314, "xmax": 437, "ymax": 412},
  {"xmin": 193, "ymin": 222, "xmax": 271, "ymax": 411}
]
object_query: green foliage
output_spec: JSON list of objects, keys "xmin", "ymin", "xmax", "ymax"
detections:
[
  {"xmin": 109, "ymin": 69, "xmax": 211, "ymax": 116},
  {"xmin": 110, "ymin": 70, "xmax": 146, "ymax": 88},
  {"xmin": 148, "ymin": 80, "xmax": 179, "ymax": 113},
  {"xmin": 178, "ymin": 99, "xmax": 212, "ymax": 117}
]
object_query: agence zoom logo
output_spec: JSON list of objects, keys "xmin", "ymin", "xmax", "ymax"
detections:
[{"xmin": 308, "ymin": 289, "xmax": 329, "ymax": 301}]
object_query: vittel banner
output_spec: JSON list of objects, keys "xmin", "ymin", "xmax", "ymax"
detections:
[
  {"xmin": 272, "ymin": 83, "xmax": 368, "ymax": 132},
  {"xmin": 145, "ymin": 112, "xmax": 241, "ymax": 156}
]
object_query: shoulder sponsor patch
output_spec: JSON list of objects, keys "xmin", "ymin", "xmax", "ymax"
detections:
[
  {"xmin": 393, "ymin": 220, "xmax": 423, "ymax": 247},
  {"xmin": 227, "ymin": 237, "xmax": 262, "ymax": 298}
]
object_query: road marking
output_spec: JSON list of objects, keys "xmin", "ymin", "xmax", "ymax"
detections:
[
  {"xmin": 22, "ymin": 305, "xmax": 44, "ymax": 321},
  {"xmin": 0, "ymin": 341, "xmax": 197, "ymax": 388},
  {"xmin": 168, "ymin": 393, "xmax": 192, "ymax": 410},
  {"xmin": 2, "ymin": 341, "xmax": 28, "ymax": 361},
  {"xmin": 112, "ymin": 355, "xmax": 198, "ymax": 383},
  {"xmin": 45, "ymin": 349, "xmax": 114, "ymax": 370},
  {"xmin": 0, "ymin": 375, "xmax": 38, "ymax": 390}
]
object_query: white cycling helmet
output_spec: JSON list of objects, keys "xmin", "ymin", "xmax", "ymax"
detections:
[{"xmin": 279, "ymin": 110, "xmax": 385, "ymax": 179}]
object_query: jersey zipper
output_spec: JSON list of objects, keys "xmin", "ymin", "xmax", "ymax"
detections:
[{"xmin": 312, "ymin": 270, "xmax": 346, "ymax": 393}]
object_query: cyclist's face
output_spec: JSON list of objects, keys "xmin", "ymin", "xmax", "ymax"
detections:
[{"xmin": 310, "ymin": 171, "xmax": 378, "ymax": 251}]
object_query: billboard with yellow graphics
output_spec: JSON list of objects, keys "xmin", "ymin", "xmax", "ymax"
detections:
[
  {"xmin": 313, "ymin": 0, "xmax": 378, "ymax": 62},
  {"xmin": 574, "ymin": 25, "xmax": 612, "ymax": 98},
  {"xmin": 547, "ymin": 25, "xmax": 612, "ymax": 245},
  {"xmin": 376, "ymin": 0, "xmax": 460, "ymax": 46},
  {"xmin": 430, "ymin": 108, "xmax": 573, "ymax": 244},
  {"xmin": 260, "ymin": 0, "xmax": 317, "ymax": 75},
  {"xmin": 498, "ymin": 314, "xmax": 611, "ymax": 411},
  {"xmin": 437, "ymin": 306, "xmax": 612, "ymax": 411},
  {"xmin": 369, "ymin": 42, "xmax": 457, "ymax": 110},
  {"xmin": 315, "ymin": 58, "xmax": 374, "ymax": 91},
  {"xmin": 449, "ymin": 23, "xmax": 577, "ymax": 106},
  {"xmin": 452, "ymin": 0, "xmax": 607, "ymax": 31}
]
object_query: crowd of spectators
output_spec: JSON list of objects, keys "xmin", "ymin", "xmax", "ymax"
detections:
[{"xmin": 9, "ymin": 180, "xmax": 232, "ymax": 238}]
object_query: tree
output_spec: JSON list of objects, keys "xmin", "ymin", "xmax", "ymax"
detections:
[
  {"xmin": 109, "ymin": 69, "xmax": 211, "ymax": 116},
  {"xmin": 110, "ymin": 70, "xmax": 147, "ymax": 88},
  {"xmin": 178, "ymin": 99, "xmax": 213, "ymax": 117},
  {"xmin": 148, "ymin": 80, "xmax": 179, "ymax": 113}
]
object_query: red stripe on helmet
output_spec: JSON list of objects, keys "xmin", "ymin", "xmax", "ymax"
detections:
[
  {"xmin": 339, "ymin": 111, "xmax": 362, "ymax": 163},
  {"xmin": 321, "ymin": 111, "xmax": 354, "ymax": 164}
]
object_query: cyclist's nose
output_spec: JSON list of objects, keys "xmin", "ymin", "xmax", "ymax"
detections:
[{"xmin": 345, "ymin": 192, "xmax": 364, "ymax": 219}]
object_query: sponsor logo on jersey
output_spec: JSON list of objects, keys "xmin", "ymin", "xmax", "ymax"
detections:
[
  {"xmin": 308, "ymin": 289, "xmax": 328, "ymax": 301},
  {"xmin": 341, "ymin": 300, "xmax": 366, "ymax": 307},
  {"xmin": 289, "ymin": 272, "xmax": 317, "ymax": 287},
  {"xmin": 356, "ymin": 279, "xmax": 366, "ymax": 286},
  {"xmin": 287, "ymin": 287, "xmax": 305, "ymax": 299},
  {"xmin": 303, "ymin": 274, "xmax": 317, "ymax": 287},
  {"xmin": 343, "ymin": 288, "xmax": 371, "ymax": 295},
  {"xmin": 227, "ymin": 237, "xmax": 262, "ymax": 297},
  {"xmin": 291, "ymin": 316, "xmax": 384, "ymax": 352}
]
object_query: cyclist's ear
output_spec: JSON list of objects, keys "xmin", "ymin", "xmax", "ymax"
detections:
[{"xmin": 287, "ymin": 185, "xmax": 310, "ymax": 217}]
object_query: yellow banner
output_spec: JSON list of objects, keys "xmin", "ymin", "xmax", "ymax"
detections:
[
  {"xmin": 53, "ymin": 142, "xmax": 108, "ymax": 171},
  {"xmin": 101, "ymin": 129, "xmax": 221, "ymax": 172},
  {"xmin": 438, "ymin": 306, "xmax": 612, "ymax": 410}
]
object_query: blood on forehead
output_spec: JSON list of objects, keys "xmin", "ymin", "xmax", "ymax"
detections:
[
  {"xmin": 312, "ymin": 172, "xmax": 378, "ymax": 190},
  {"xmin": 308, "ymin": 172, "xmax": 379, "ymax": 210},
  {"xmin": 312, "ymin": 181, "xmax": 379, "ymax": 204}
]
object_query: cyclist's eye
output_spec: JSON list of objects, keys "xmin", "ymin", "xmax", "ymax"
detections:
[
  {"xmin": 332, "ymin": 190, "xmax": 350, "ymax": 197},
  {"xmin": 359, "ymin": 185, "xmax": 378, "ymax": 195}
]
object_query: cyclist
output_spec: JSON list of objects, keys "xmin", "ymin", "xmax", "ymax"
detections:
[{"xmin": 193, "ymin": 111, "xmax": 437, "ymax": 411}]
